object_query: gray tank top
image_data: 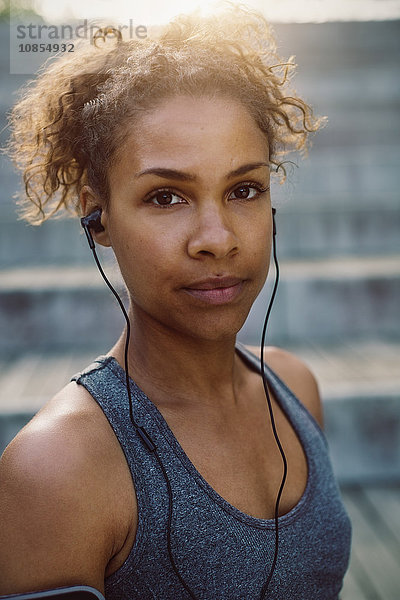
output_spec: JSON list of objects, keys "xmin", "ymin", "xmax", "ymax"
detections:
[{"xmin": 72, "ymin": 343, "xmax": 351, "ymax": 599}]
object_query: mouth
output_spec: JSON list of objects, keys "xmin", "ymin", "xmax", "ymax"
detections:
[{"xmin": 182, "ymin": 277, "xmax": 245, "ymax": 305}]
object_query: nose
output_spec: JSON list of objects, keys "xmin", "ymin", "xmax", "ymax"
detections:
[{"xmin": 187, "ymin": 203, "xmax": 239, "ymax": 260}]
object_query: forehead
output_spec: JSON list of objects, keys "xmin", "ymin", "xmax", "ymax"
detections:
[{"xmin": 112, "ymin": 94, "xmax": 269, "ymax": 176}]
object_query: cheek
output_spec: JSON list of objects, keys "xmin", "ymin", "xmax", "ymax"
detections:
[
  {"xmin": 112, "ymin": 223, "xmax": 179, "ymax": 296},
  {"xmin": 254, "ymin": 241, "xmax": 272, "ymax": 294},
  {"xmin": 245, "ymin": 221, "xmax": 273, "ymax": 301},
  {"xmin": 244, "ymin": 212, "xmax": 272, "ymax": 270}
]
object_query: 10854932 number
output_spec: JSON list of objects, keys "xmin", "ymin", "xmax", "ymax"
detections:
[{"xmin": 18, "ymin": 43, "xmax": 74, "ymax": 52}]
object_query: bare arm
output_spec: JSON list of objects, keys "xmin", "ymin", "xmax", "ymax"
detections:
[{"xmin": 0, "ymin": 383, "xmax": 131, "ymax": 596}]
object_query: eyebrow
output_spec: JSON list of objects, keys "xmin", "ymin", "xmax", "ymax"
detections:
[{"xmin": 134, "ymin": 161, "xmax": 270, "ymax": 181}]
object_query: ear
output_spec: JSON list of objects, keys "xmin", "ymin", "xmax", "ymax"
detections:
[{"xmin": 80, "ymin": 185, "xmax": 112, "ymax": 247}]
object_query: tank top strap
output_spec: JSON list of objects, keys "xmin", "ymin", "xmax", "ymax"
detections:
[{"xmin": 234, "ymin": 342, "xmax": 328, "ymax": 450}]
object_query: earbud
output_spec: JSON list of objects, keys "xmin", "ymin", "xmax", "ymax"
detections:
[
  {"xmin": 80, "ymin": 209, "xmax": 104, "ymax": 250},
  {"xmin": 81, "ymin": 208, "xmax": 104, "ymax": 232}
]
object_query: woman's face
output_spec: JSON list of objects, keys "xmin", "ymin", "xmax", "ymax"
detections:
[{"xmin": 102, "ymin": 94, "xmax": 272, "ymax": 341}]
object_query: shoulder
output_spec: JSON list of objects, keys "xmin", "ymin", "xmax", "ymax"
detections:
[
  {"xmin": 0, "ymin": 381, "xmax": 130, "ymax": 594},
  {"xmin": 1, "ymin": 381, "xmax": 118, "ymax": 483},
  {"xmin": 246, "ymin": 345, "xmax": 323, "ymax": 428}
]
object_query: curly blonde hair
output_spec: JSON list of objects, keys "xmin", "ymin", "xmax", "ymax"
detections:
[{"xmin": 6, "ymin": 1, "xmax": 323, "ymax": 224}]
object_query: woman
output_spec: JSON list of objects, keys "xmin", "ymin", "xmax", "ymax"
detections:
[{"xmin": 0, "ymin": 3, "xmax": 351, "ymax": 598}]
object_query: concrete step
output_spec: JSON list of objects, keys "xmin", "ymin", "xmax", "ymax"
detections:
[
  {"xmin": 0, "ymin": 257, "xmax": 124, "ymax": 354},
  {"xmin": 0, "ymin": 256, "xmax": 399, "ymax": 352},
  {"xmin": 241, "ymin": 254, "xmax": 400, "ymax": 344},
  {"xmin": 0, "ymin": 210, "xmax": 92, "ymax": 267},
  {"xmin": 275, "ymin": 194, "xmax": 400, "ymax": 259},
  {"xmin": 1, "ymin": 339, "xmax": 399, "ymax": 483}
]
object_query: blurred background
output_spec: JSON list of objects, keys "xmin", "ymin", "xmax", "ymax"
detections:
[{"xmin": 0, "ymin": 1, "xmax": 399, "ymax": 597}]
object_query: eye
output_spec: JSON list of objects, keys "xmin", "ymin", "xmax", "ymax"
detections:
[
  {"xmin": 144, "ymin": 188, "xmax": 187, "ymax": 207},
  {"xmin": 228, "ymin": 182, "xmax": 270, "ymax": 200}
]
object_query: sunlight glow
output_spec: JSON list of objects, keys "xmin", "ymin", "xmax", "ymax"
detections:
[{"xmin": 32, "ymin": 0, "xmax": 400, "ymax": 24}]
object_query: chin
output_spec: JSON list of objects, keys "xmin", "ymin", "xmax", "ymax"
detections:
[
  {"xmin": 183, "ymin": 311, "xmax": 250, "ymax": 343},
  {"xmin": 131, "ymin": 293, "xmax": 255, "ymax": 342}
]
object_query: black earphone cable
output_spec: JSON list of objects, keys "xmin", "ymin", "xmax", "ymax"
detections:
[
  {"xmin": 90, "ymin": 249, "xmax": 133, "ymax": 419},
  {"xmin": 82, "ymin": 221, "xmax": 156, "ymax": 451},
  {"xmin": 81, "ymin": 206, "xmax": 286, "ymax": 599},
  {"xmin": 258, "ymin": 207, "xmax": 288, "ymax": 599}
]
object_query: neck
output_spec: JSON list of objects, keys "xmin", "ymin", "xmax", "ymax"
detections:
[{"xmin": 109, "ymin": 308, "xmax": 246, "ymax": 411}]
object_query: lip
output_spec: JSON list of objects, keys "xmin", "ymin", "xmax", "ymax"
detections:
[{"xmin": 182, "ymin": 277, "xmax": 245, "ymax": 305}]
